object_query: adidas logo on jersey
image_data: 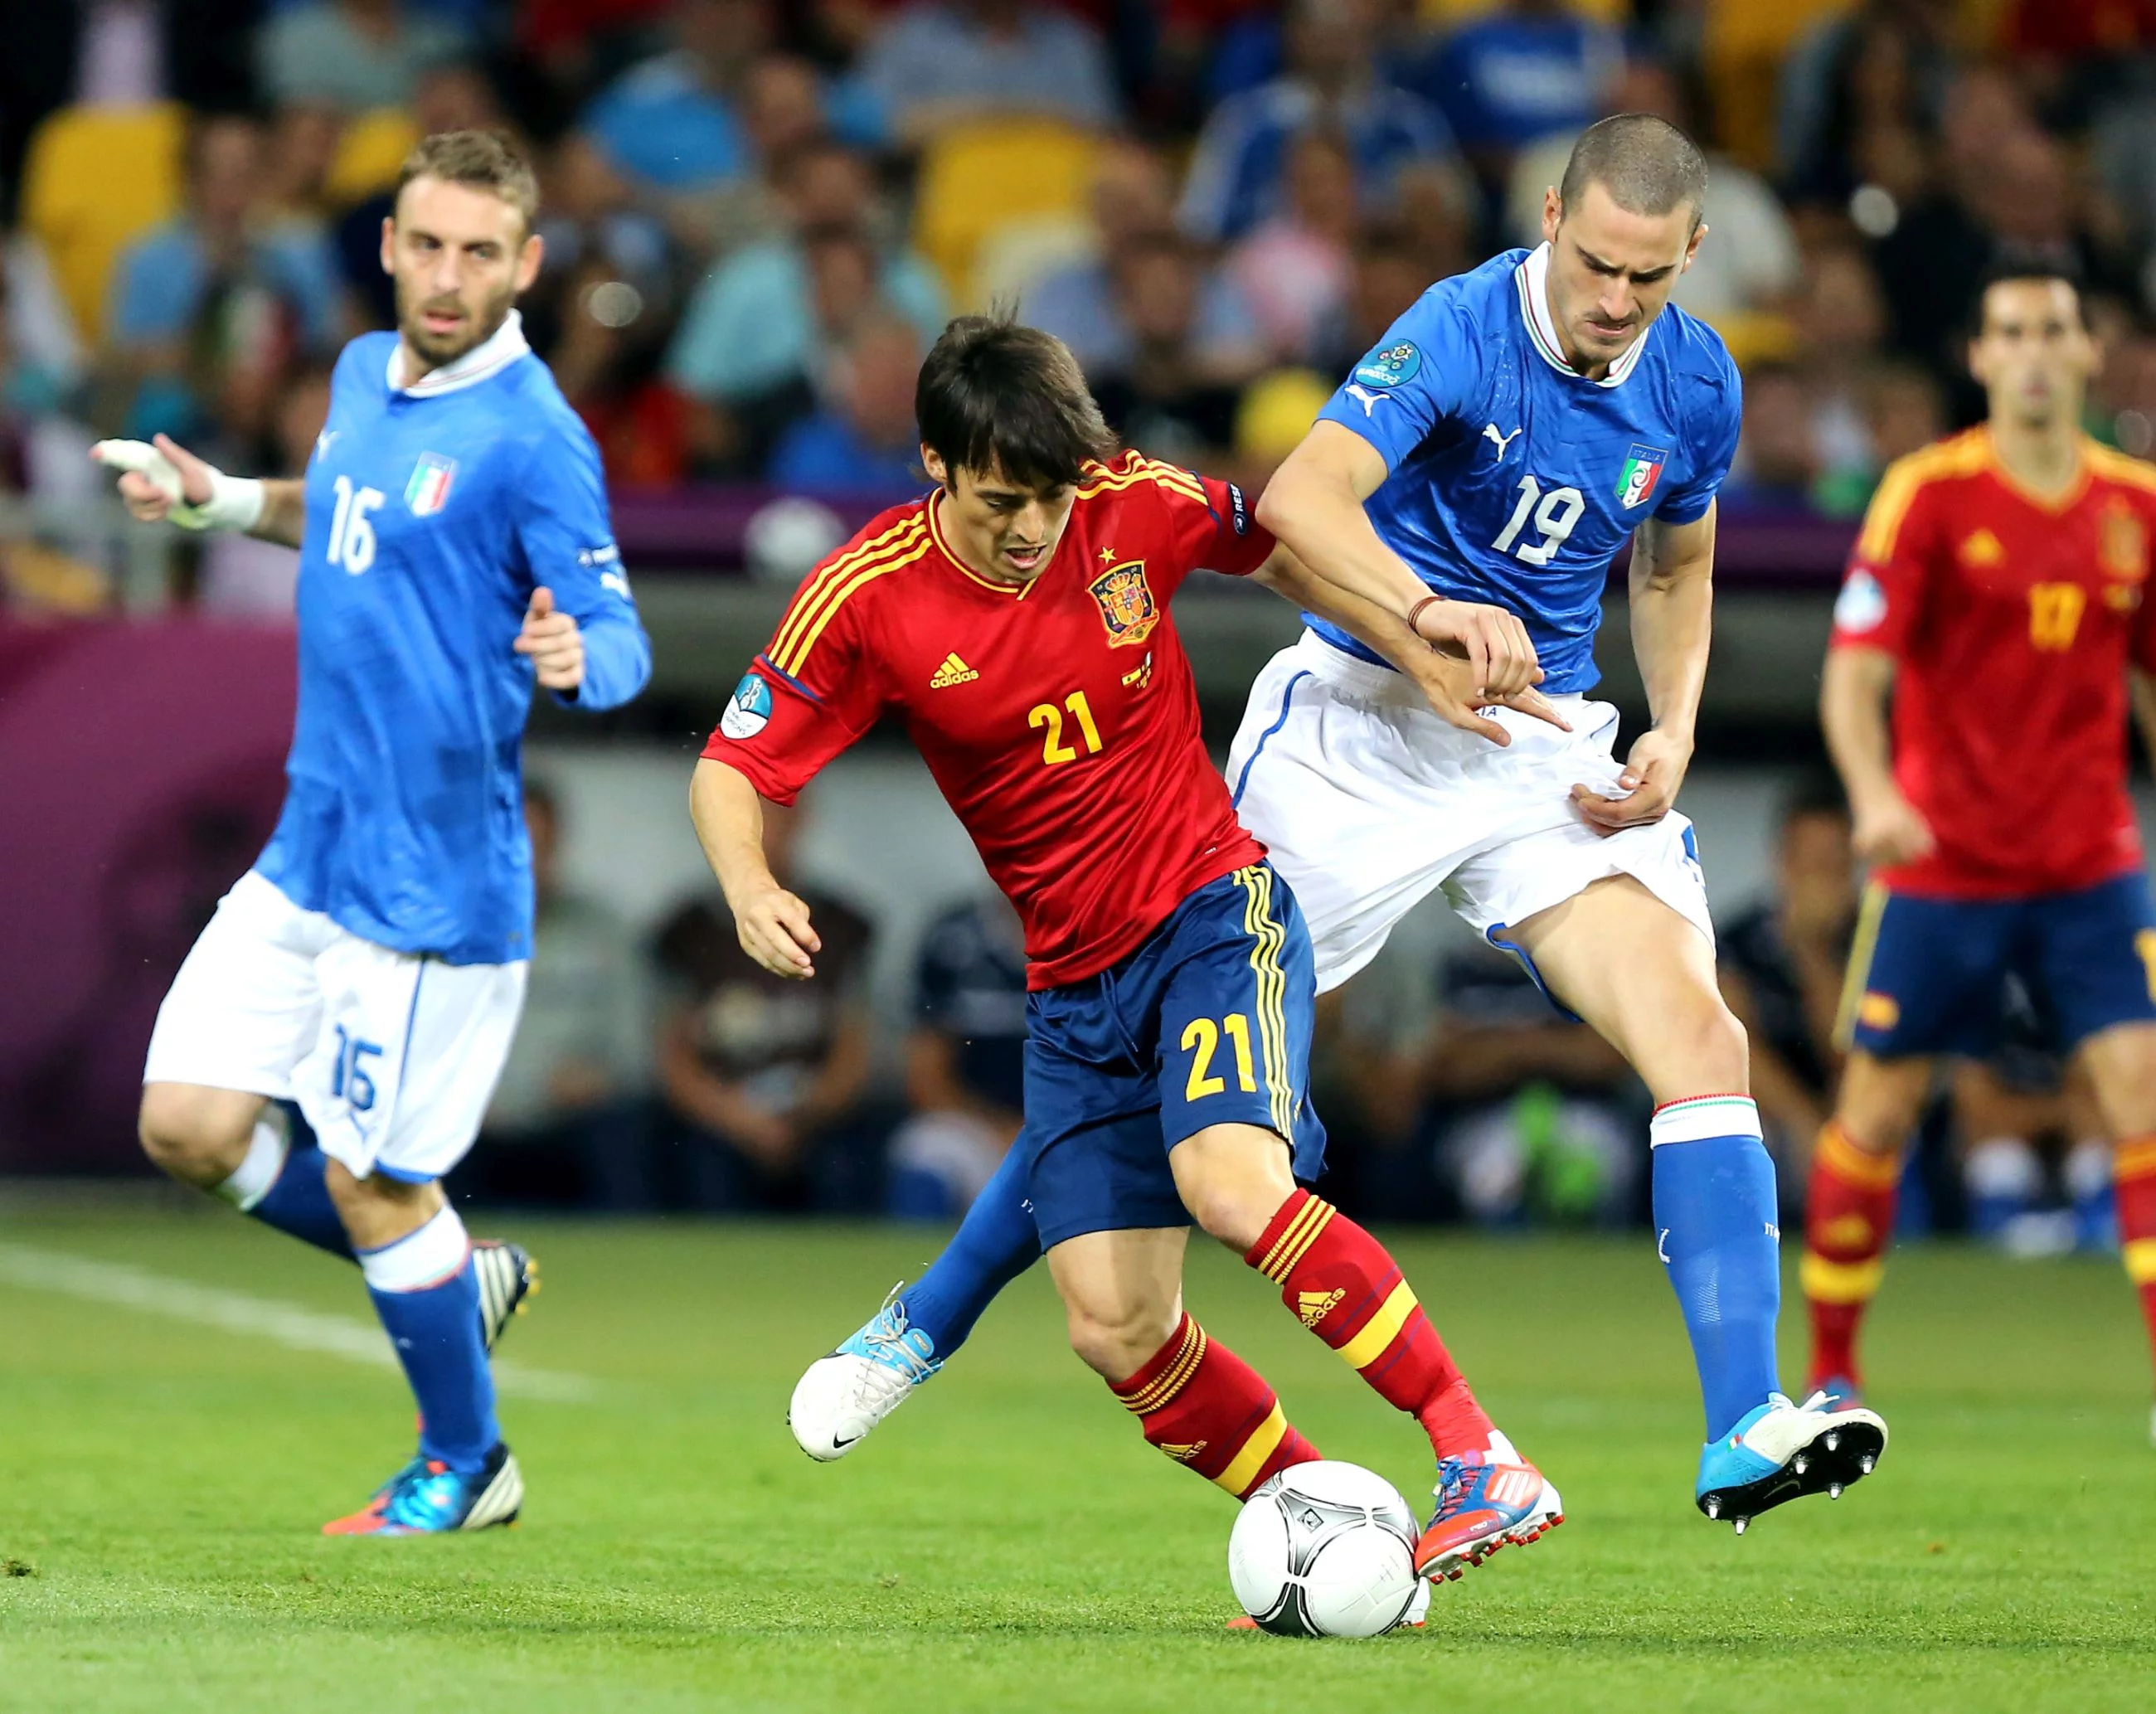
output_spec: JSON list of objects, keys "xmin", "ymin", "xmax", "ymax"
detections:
[
  {"xmin": 1296, "ymin": 1289, "xmax": 1345, "ymax": 1328},
  {"xmin": 929, "ymin": 653, "xmax": 978, "ymax": 688}
]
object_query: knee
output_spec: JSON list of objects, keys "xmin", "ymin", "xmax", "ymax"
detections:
[
  {"xmin": 1065, "ymin": 1296, "xmax": 1181, "ymax": 1384},
  {"xmin": 1183, "ymin": 1181, "xmax": 1276, "ymax": 1253},
  {"xmin": 137, "ymin": 1086, "xmax": 255, "ymax": 1186}
]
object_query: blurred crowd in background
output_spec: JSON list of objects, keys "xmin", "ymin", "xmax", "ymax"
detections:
[
  {"xmin": 2, "ymin": 0, "xmax": 2156, "ymax": 613},
  {"xmin": 1, "ymin": 0, "xmax": 2142, "ymax": 1250}
]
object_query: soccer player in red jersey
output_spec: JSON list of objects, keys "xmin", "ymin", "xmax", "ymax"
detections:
[
  {"xmin": 1809, "ymin": 262, "xmax": 2156, "ymax": 1435},
  {"xmin": 692, "ymin": 316, "xmax": 1566, "ymax": 1579}
]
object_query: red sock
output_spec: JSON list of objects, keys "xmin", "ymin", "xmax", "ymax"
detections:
[
  {"xmin": 1802, "ymin": 1120, "xmax": 1900, "ymax": 1391},
  {"xmin": 1110, "ymin": 1313, "xmax": 1320, "ymax": 1499},
  {"xmin": 2115, "ymin": 1136, "xmax": 2156, "ymax": 1381},
  {"xmin": 1246, "ymin": 1188, "xmax": 1494, "ymax": 1459}
]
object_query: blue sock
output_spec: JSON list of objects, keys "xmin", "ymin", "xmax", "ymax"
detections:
[
  {"xmin": 215, "ymin": 1115, "xmax": 354, "ymax": 1261},
  {"xmin": 898, "ymin": 1145, "xmax": 1040, "ymax": 1354},
  {"xmin": 359, "ymin": 1207, "xmax": 498, "ymax": 1474},
  {"xmin": 1650, "ymin": 1096, "xmax": 1784, "ymax": 1443}
]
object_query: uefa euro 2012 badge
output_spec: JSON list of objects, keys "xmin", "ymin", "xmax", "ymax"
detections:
[
  {"xmin": 721, "ymin": 672, "xmax": 773, "ymax": 740},
  {"xmin": 1352, "ymin": 342, "xmax": 1420, "ymax": 391}
]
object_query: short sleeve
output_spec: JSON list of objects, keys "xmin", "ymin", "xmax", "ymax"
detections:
[
  {"xmin": 1831, "ymin": 464, "xmax": 1940, "ymax": 659},
  {"xmin": 1145, "ymin": 460, "xmax": 1274, "ymax": 585},
  {"xmin": 1653, "ymin": 360, "xmax": 1742, "ymax": 525},
  {"xmin": 701, "ymin": 535, "xmax": 892, "ymax": 802},
  {"xmin": 1314, "ymin": 290, "xmax": 1479, "ymax": 473}
]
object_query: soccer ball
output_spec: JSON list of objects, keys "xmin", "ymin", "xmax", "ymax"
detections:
[{"xmin": 1227, "ymin": 1460, "xmax": 1422, "ymax": 1637}]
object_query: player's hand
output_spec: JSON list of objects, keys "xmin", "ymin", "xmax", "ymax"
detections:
[
  {"xmin": 1403, "ymin": 648, "xmax": 1572, "ymax": 746},
  {"xmin": 1571, "ymin": 727, "xmax": 1692, "ymax": 836},
  {"xmin": 1411, "ymin": 598, "xmax": 1542, "ymax": 699},
  {"xmin": 95, "ymin": 433, "xmax": 216, "ymax": 522},
  {"xmin": 734, "ymin": 883, "xmax": 823, "ymax": 980},
  {"xmin": 1851, "ymin": 787, "xmax": 1935, "ymax": 868},
  {"xmin": 514, "ymin": 585, "xmax": 585, "ymax": 691}
]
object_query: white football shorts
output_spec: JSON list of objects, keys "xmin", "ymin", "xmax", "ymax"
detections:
[
  {"xmin": 1225, "ymin": 630, "xmax": 1715, "ymax": 996},
  {"xmin": 143, "ymin": 871, "xmax": 527, "ymax": 1182}
]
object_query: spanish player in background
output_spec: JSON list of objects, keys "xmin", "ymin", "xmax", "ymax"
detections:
[
  {"xmin": 95, "ymin": 131, "xmax": 651, "ymax": 1530},
  {"xmin": 1810, "ymin": 260, "xmax": 2156, "ymax": 1437}
]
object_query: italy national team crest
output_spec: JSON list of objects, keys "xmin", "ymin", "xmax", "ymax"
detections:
[
  {"xmin": 1089, "ymin": 560, "xmax": 1158, "ymax": 648},
  {"xmin": 1615, "ymin": 444, "xmax": 1669, "ymax": 509},
  {"xmin": 405, "ymin": 452, "xmax": 458, "ymax": 517}
]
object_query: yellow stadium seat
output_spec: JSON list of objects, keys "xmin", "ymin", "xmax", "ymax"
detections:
[
  {"xmin": 325, "ymin": 108, "xmax": 420, "ymax": 207},
  {"xmin": 912, "ymin": 120, "xmax": 1099, "ymax": 309},
  {"xmin": 21, "ymin": 103, "xmax": 186, "ymax": 347},
  {"xmin": 1703, "ymin": 0, "xmax": 1855, "ymax": 172}
]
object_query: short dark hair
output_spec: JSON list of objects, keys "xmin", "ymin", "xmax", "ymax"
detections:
[
  {"xmin": 915, "ymin": 314, "xmax": 1116, "ymax": 490},
  {"xmin": 395, "ymin": 128, "xmax": 539, "ymax": 235},
  {"xmin": 1780, "ymin": 767, "xmax": 1848, "ymax": 828},
  {"xmin": 1558, "ymin": 113, "xmax": 1708, "ymax": 231},
  {"xmin": 1969, "ymin": 252, "xmax": 2086, "ymax": 338}
]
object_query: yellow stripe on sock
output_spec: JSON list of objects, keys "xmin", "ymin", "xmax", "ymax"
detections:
[
  {"xmin": 2115, "ymin": 1137, "xmax": 2156, "ymax": 1182},
  {"xmin": 1210, "ymin": 1401, "xmax": 1288, "ymax": 1496},
  {"xmin": 1817, "ymin": 1124, "xmax": 1902, "ymax": 1193},
  {"xmin": 2124, "ymin": 1238, "xmax": 2156, "ymax": 1287},
  {"xmin": 1336, "ymin": 1281, "xmax": 1418, "ymax": 1371},
  {"xmin": 1801, "ymin": 1250, "xmax": 1886, "ymax": 1305},
  {"xmin": 1259, "ymin": 1197, "xmax": 1332, "ymax": 1284}
]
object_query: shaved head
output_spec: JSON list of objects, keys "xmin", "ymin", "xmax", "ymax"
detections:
[{"xmin": 1559, "ymin": 113, "xmax": 1708, "ymax": 231}]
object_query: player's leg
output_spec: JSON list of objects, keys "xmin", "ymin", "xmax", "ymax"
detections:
[
  {"xmin": 1153, "ymin": 865, "xmax": 1557, "ymax": 1576},
  {"xmin": 2029, "ymin": 874, "xmax": 2156, "ymax": 1436},
  {"xmin": 1504, "ymin": 873, "xmax": 1885, "ymax": 1527},
  {"xmin": 304, "ymin": 936, "xmax": 529, "ymax": 1535},
  {"xmin": 1046, "ymin": 1223, "xmax": 1322, "ymax": 1498},
  {"xmin": 1800, "ymin": 885, "xmax": 2008, "ymax": 1401},
  {"xmin": 138, "ymin": 873, "xmax": 354, "ymax": 1259},
  {"xmin": 789, "ymin": 1143, "xmax": 1040, "ymax": 1459},
  {"xmin": 1802, "ymin": 1051, "xmax": 1930, "ymax": 1401}
]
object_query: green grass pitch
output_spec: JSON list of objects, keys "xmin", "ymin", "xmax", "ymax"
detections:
[{"xmin": 1, "ymin": 1207, "xmax": 2152, "ymax": 1712}]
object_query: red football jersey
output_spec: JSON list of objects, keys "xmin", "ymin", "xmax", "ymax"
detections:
[
  {"xmin": 705, "ymin": 453, "xmax": 1275, "ymax": 988},
  {"xmin": 1828, "ymin": 428, "xmax": 2156, "ymax": 896}
]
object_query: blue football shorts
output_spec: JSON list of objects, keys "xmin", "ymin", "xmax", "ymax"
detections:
[
  {"xmin": 1838, "ymin": 872, "xmax": 2156, "ymax": 1061},
  {"xmin": 1016, "ymin": 863, "xmax": 1328, "ymax": 1251}
]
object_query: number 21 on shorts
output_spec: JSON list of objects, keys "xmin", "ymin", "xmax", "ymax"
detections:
[{"xmin": 1183, "ymin": 1013, "xmax": 1258, "ymax": 1100}]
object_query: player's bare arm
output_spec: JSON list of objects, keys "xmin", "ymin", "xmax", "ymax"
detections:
[
  {"xmin": 1257, "ymin": 420, "xmax": 1541, "ymax": 699},
  {"xmin": 1253, "ymin": 548, "xmax": 1567, "ymax": 745},
  {"xmin": 689, "ymin": 757, "xmax": 823, "ymax": 979},
  {"xmin": 94, "ymin": 432, "xmax": 308, "ymax": 548},
  {"xmin": 1819, "ymin": 644, "xmax": 1935, "ymax": 867},
  {"xmin": 1572, "ymin": 505, "xmax": 1714, "ymax": 835}
]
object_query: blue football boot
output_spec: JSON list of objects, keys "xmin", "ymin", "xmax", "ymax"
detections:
[
  {"xmin": 1696, "ymin": 1391, "xmax": 1887, "ymax": 1533},
  {"xmin": 789, "ymin": 1292, "xmax": 941, "ymax": 1461},
  {"xmin": 323, "ymin": 1442, "xmax": 523, "ymax": 1535}
]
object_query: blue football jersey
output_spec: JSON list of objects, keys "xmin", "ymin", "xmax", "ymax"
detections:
[
  {"xmin": 255, "ymin": 313, "xmax": 651, "ymax": 964},
  {"xmin": 1310, "ymin": 243, "xmax": 1741, "ymax": 693}
]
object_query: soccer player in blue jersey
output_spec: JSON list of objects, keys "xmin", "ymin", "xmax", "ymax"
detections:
[
  {"xmin": 793, "ymin": 115, "xmax": 1886, "ymax": 1545},
  {"xmin": 96, "ymin": 130, "xmax": 650, "ymax": 1535}
]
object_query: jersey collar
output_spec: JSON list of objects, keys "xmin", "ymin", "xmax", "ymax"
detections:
[
  {"xmin": 388, "ymin": 310, "xmax": 532, "ymax": 397},
  {"xmin": 1514, "ymin": 243, "xmax": 1650, "ymax": 389}
]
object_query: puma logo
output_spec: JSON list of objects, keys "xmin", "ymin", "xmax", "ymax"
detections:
[
  {"xmin": 1344, "ymin": 384, "xmax": 1386, "ymax": 416},
  {"xmin": 1483, "ymin": 423, "xmax": 1522, "ymax": 457}
]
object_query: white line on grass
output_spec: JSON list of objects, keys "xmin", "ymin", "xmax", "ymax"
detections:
[{"xmin": 0, "ymin": 1241, "xmax": 595, "ymax": 1401}]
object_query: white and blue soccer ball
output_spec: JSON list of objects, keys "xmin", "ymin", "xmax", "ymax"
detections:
[{"xmin": 1227, "ymin": 1460, "xmax": 1422, "ymax": 1638}]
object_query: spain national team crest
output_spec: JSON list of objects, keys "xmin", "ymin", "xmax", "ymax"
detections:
[
  {"xmin": 1089, "ymin": 560, "xmax": 1158, "ymax": 648},
  {"xmin": 405, "ymin": 452, "xmax": 458, "ymax": 516},
  {"xmin": 1616, "ymin": 444, "xmax": 1668, "ymax": 509},
  {"xmin": 2100, "ymin": 500, "xmax": 2148, "ymax": 581}
]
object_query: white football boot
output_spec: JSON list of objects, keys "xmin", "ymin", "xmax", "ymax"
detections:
[
  {"xmin": 1696, "ymin": 1391, "xmax": 1888, "ymax": 1533},
  {"xmin": 789, "ymin": 1294, "xmax": 941, "ymax": 1461}
]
